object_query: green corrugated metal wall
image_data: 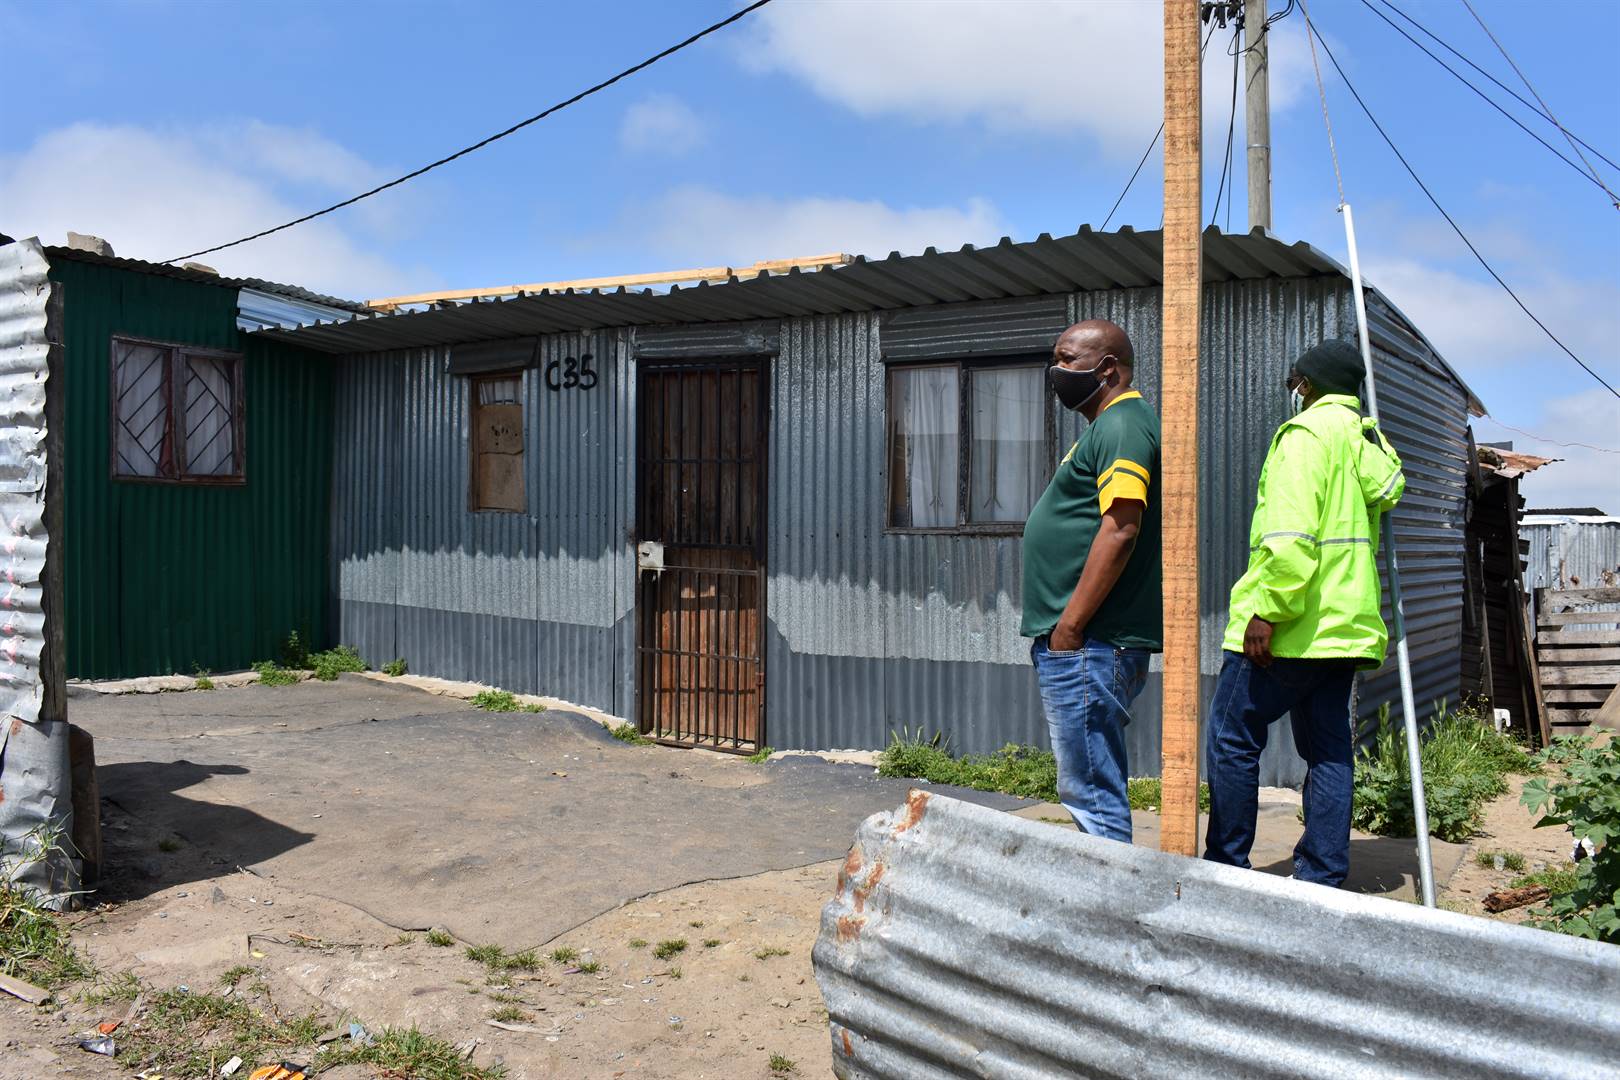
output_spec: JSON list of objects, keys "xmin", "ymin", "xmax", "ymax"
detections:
[{"xmin": 49, "ymin": 258, "xmax": 333, "ymax": 678}]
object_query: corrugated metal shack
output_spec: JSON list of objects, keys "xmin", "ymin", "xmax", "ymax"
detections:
[
  {"xmin": 38, "ymin": 243, "xmax": 364, "ymax": 678},
  {"xmin": 258, "ymin": 227, "xmax": 1485, "ymax": 785},
  {"xmin": 1522, "ymin": 513, "xmax": 1620, "ymax": 593}
]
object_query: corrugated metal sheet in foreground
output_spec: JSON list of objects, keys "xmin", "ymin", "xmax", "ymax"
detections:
[{"xmin": 815, "ymin": 792, "xmax": 1620, "ymax": 1080}]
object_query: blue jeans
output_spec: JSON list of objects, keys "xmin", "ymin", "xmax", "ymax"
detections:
[
  {"xmin": 1031, "ymin": 637, "xmax": 1151, "ymax": 843},
  {"xmin": 1203, "ymin": 651, "xmax": 1357, "ymax": 886}
]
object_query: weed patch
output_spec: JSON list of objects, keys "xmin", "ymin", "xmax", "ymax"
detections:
[
  {"xmin": 490, "ymin": 1004, "xmax": 528, "ymax": 1023},
  {"xmin": 548, "ymin": 946, "xmax": 579, "ymax": 964},
  {"xmin": 383, "ymin": 657, "xmax": 408, "ymax": 677},
  {"xmin": 466, "ymin": 944, "xmax": 504, "ymax": 966},
  {"xmin": 0, "ymin": 881, "xmax": 92, "ymax": 989},
  {"xmin": 746, "ymin": 745, "xmax": 775, "ymax": 763},
  {"xmin": 1521, "ymin": 733, "xmax": 1620, "ymax": 942},
  {"xmin": 279, "ymin": 631, "xmax": 311, "ymax": 669},
  {"xmin": 426, "ymin": 929, "xmax": 455, "ymax": 947},
  {"xmin": 116, "ymin": 988, "xmax": 326, "ymax": 1078},
  {"xmin": 329, "ymin": 1025, "xmax": 507, "ymax": 1079},
  {"xmin": 471, "ymin": 689, "xmax": 542, "ymax": 713},
  {"xmin": 310, "ymin": 644, "xmax": 366, "ymax": 681},
  {"xmin": 610, "ymin": 723, "xmax": 652, "ymax": 745},
  {"xmin": 194, "ymin": 675, "xmax": 215, "ymax": 691},
  {"xmin": 1473, "ymin": 849, "xmax": 1527, "ymax": 872},
  {"xmin": 1352, "ymin": 701, "xmax": 1533, "ymax": 843},
  {"xmin": 703, "ymin": 938, "xmax": 722, "ymax": 948},
  {"xmin": 252, "ymin": 660, "xmax": 300, "ymax": 687},
  {"xmin": 629, "ymin": 938, "xmax": 648, "ymax": 949},
  {"xmin": 1511, "ymin": 863, "xmax": 1580, "ymax": 894},
  {"xmin": 576, "ymin": 959, "xmax": 603, "ymax": 974},
  {"xmin": 770, "ymin": 1053, "xmax": 798, "ymax": 1074},
  {"xmin": 754, "ymin": 946, "xmax": 790, "ymax": 960},
  {"xmin": 1125, "ymin": 777, "xmax": 1211, "ymax": 812},
  {"xmin": 652, "ymin": 939, "xmax": 687, "ymax": 961}
]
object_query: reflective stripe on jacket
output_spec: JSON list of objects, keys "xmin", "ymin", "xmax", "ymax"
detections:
[{"xmin": 1221, "ymin": 393, "xmax": 1405, "ymax": 666}]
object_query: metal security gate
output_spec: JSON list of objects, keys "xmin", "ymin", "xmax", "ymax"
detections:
[{"xmin": 635, "ymin": 361, "xmax": 766, "ymax": 751}]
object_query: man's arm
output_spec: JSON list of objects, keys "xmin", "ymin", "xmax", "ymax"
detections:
[
  {"xmin": 1049, "ymin": 500, "xmax": 1143, "ymax": 651},
  {"xmin": 1241, "ymin": 427, "xmax": 1328, "ymax": 666}
]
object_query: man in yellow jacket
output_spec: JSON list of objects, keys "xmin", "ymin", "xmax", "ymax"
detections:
[{"xmin": 1204, "ymin": 339, "xmax": 1405, "ymax": 887}]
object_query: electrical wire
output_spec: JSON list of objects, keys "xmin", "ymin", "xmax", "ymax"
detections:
[
  {"xmin": 1370, "ymin": 0, "xmax": 1616, "ymax": 173},
  {"xmin": 166, "ymin": 0, "xmax": 776, "ymax": 264},
  {"xmin": 1482, "ymin": 418, "xmax": 1620, "ymax": 456},
  {"xmin": 1300, "ymin": 10, "xmax": 1619, "ymax": 401},
  {"xmin": 1459, "ymin": 0, "xmax": 1617, "ymax": 208},
  {"xmin": 1101, "ymin": 22, "xmax": 1220, "ymax": 231},
  {"xmin": 1211, "ymin": 26, "xmax": 1242, "ymax": 229},
  {"xmin": 1355, "ymin": 0, "xmax": 1619, "ymax": 206}
]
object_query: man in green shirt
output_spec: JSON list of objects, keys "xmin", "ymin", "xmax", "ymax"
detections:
[{"xmin": 1021, "ymin": 319, "xmax": 1162, "ymax": 843}]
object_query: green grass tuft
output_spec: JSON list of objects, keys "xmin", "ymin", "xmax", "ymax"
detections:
[
  {"xmin": 652, "ymin": 939, "xmax": 687, "ymax": 961},
  {"xmin": 490, "ymin": 1004, "xmax": 528, "ymax": 1023},
  {"xmin": 703, "ymin": 938, "xmax": 722, "ymax": 948},
  {"xmin": 471, "ymin": 689, "xmax": 543, "ymax": 713},
  {"xmin": 576, "ymin": 959, "xmax": 602, "ymax": 974},
  {"xmin": 754, "ymin": 946, "xmax": 790, "ymax": 960},
  {"xmin": 547, "ymin": 946, "xmax": 578, "ymax": 964},
  {"xmin": 745, "ymin": 745, "xmax": 775, "ymax": 763},
  {"xmin": 466, "ymin": 944, "xmax": 504, "ymax": 966},
  {"xmin": 628, "ymin": 938, "xmax": 648, "ymax": 949},
  {"xmin": 609, "ymin": 723, "xmax": 652, "ymax": 745},
  {"xmin": 770, "ymin": 1053, "xmax": 798, "ymax": 1074},
  {"xmin": 1511, "ymin": 863, "xmax": 1580, "ymax": 894},
  {"xmin": 252, "ymin": 660, "xmax": 300, "ymax": 686},
  {"xmin": 330, "ymin": 1024, "xmax": 507, "ymax": 1079},
  {"xmin": 383, "ymin": 657, "xmax": 408, "ymax": 677},
  {"xmin": 0, "ymin": 880, "xmax": 94, "ymax": 989},
  {"xmin": 426, "ymin": 929, "xmax": 455, "ymax": 947}
]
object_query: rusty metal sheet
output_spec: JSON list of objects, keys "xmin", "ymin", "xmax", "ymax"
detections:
[{"xmin": 814, "ymin": 791, "xmax": 1620, "ymax": 1079}]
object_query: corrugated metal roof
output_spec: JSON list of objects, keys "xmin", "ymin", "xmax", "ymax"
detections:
[
  {"xmin": 245, "ymin": 225, "xmax": 1484, "ymax": 414},
  {"xmin": 42, "ymin": 245, "xmax": 369, "ymax": 313}
]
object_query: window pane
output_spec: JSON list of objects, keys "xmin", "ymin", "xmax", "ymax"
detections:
[
  {"xmin": 478, "ymin": 376, "xmax": 521, "ymax": 405},
  {"xmin": 113, "ymin": 341, "xmax": 171, "ymax": 477},
  {"xmin": 887, "ymin": 366, "xmax": 959, "ymax": 528},
  {"xmin": 968, "ymin": 366, "xmax": 1046, "ymax": 523},
  {"xmin": 182, "ymin": 354, "xmax": 239, "ymax": 477}
]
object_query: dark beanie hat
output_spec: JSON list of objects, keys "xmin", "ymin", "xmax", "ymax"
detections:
[{"xmin": 1294, "ymin": 339, "xmax": 1365, "ymax": 395}]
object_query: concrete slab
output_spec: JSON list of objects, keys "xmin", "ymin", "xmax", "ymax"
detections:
[{"xmin": 73, "ymin": 676, "xmax": 1031, "ymax": 948}]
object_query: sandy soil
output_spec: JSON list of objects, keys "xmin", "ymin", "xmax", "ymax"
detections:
[{"xmin": 1439, "ymin": 771, "xmax": 1578, "ymax": 926}]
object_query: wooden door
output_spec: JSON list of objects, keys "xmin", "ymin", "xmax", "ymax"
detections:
[{"xmin": 636, "ymin": 362, "xmax": 766, "ymax": 751}]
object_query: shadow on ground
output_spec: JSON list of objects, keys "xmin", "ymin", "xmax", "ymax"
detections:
[{"xmin": 75, "ymin": 676, "xmax": 1029, "ymax": 946}]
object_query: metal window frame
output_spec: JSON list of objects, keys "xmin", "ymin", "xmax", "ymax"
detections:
[
  {"xmin": 884, "ymin": 354, "xmax": 1054, "ymax": 536},
  {"xmin": 108, "ymin": 334, "xmax": 245, "ymax": 486},
  {"xmin": 466, "ymin": 369, "xmax": 526, "ymax": 514}
]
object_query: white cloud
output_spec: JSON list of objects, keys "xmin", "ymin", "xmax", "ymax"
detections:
[
  {"xmin": 740, "ymin": 1, "xmax": 1315, "ymax": 155},
  {"xmin": 619, "ymin": 95, "xmax": 706, "ymax": 155},
  {"xmin": 1475, "ymin": 389, "xmax": 1620, "ymax": 513},
  {"xmin": 0, "ymin": 122, "xmax": 426, "ymax": 299},
  {"xmin": 619, "ymin": 187, "xmax": 1008, "ymax": 267}
]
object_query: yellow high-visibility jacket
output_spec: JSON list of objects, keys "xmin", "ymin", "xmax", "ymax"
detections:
[{"xmin": 1221, "ymin": 393, "xmax": 1406, "ymax": 667}]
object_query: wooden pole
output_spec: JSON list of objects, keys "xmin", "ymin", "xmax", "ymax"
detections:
[{"xmin": 1160, "ymin": 0, "xmax": 1203, "ymax": 857}]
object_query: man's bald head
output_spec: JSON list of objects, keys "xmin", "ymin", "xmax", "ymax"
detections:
[{"xmin": 1053, "ymin": 320, "xmax": 1134, "ymax": 379}]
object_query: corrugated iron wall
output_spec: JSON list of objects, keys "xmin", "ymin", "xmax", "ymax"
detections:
[
  {"xmin": 1521, "ymin": 516, "xmax": 1620, "ymax": 592},
  {"xmin": 50, "ymin": 257, "xmax": 333, "ymax": 679},
  {"xmin": 330, "ymin": 332, "xmax": 634, "ymax": 710},
  {"xmin": 326, "ymin": 275, "xmax": 1468, "ymax": 780}
]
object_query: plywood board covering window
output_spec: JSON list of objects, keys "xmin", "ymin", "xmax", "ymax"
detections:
[
  {"xmin": 471, "ymin": 373, "xmax": 525, "ymax": 512},
  {"xmin": 111, "ymin": 336, "xmax": 243, "ymax": 483},
  {"xmin": 887, "ymin": 360, "xmax": 1049, "ymax": 531}
]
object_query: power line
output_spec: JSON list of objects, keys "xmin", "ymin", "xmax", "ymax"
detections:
[
  {"xmin": 1102, "ymin": 22, "xmax": 1220, "ymax": 231},
  {"xmin": 1300, "ymin": 12, "xmax": 1619, "ymax": 401},
  {"xmin": 1458, "ymin": 0, "xmax": 1617, "ymax": 208},
  {"xmin": 1355, "ymin": 0, "xmax": 1619, "ymax": 206},
  {"xmin": 1483, "ymin": 417, "xmax": 1620, "ymax": 456},
  {"xmin": 167, "ymin": 0, "xmax": 776, "ymax": 264},
  {"xmin": 1370, "ymin": 0, "xmax": 1617, "ymax": 173},
  {"xmin": 1211, "ymin": 27, "xmax": 1242, "ymax": 228}
]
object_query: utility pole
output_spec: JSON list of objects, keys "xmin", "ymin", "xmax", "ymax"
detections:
[
  {"xmin": 1160, "ymin": 0, "xmax": 1203, "ymax": 857},
  {"xmin": 1245, "ymin": 0, "xmax": 1272, "ymax": 231}
]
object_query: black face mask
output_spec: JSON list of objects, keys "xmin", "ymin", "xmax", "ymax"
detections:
[{"xmin": 1048, "ymin": 361, "xmax": 1109, "ymax": 411}]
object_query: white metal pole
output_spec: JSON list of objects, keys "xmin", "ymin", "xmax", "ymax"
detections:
[{"xmin": 1341, "ymin": 202, "xmax": 1437, "ymax": 908}]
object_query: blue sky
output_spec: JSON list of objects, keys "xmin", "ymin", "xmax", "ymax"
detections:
[{"xmin": 3, "ymin": 0, "xmax": 1616, "ymax": 507}]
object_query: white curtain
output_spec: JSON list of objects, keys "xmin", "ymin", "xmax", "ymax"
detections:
[
  {"xmin": 182, "ymin": 354, "xmax": 237, "ymax": 476},
  {"xmin": 113, "ymin": 341, "xmax": 170, "ymax": 477},
  {"xmin": 968, "ymin": 367, "xmax": 1044, "ymax": 523},
  {"xmin": 890, "ymin": 367, "xmax": 959, "ymax": 527}
]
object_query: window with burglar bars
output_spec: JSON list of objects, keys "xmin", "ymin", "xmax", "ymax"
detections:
[
  {"xmin": 470, "ymin": 373, "xmax": 525, "ymax": 512},
  {"xmin": 111, "ymin": 336, "xmax": 244, "ymax": 482},
  {"xmin": 887, "ymin": 360, "xmax": 1051, "ymax": 531}
]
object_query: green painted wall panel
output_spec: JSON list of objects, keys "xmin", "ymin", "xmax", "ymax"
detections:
[{"xmin": 49, "ymin": 258, "xmax": 333, "ymax": 678}]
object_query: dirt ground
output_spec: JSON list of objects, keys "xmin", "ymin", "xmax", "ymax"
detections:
[{"xmin": 0, "ymin": 676, "xmax": 1568, "ymax": 1079}]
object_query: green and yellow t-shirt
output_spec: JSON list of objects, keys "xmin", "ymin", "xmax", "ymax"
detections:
[{"xmin": 1019, "ymin": 391, "xmax": 1162, "ymax": 649}]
